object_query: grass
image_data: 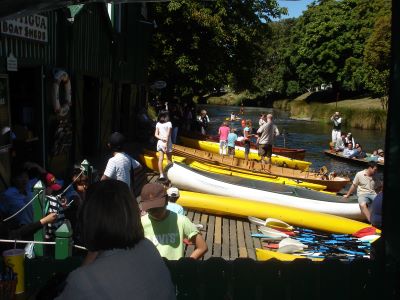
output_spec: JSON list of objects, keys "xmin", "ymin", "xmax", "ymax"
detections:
[
  {"xmin": 273, "ymin": 95, "xmax": 387, "ymax": 130},
  {"xmin": 206, "ymin": 91, "xmax": 254, "ymax": 106}
]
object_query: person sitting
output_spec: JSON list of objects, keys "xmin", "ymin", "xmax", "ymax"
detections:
[
  {"xmin": 343, "ymin": 143, "xmax": 357, "ymax": 158},
  {"xmin": 56, "ymin": 180, "xmax": 175, "ymax": 299},
  {"xmin": 345, "ymin": 132, "xmax": 355, "ymax": 146},
  {"xmin": 140, "ymin": 183, "xmax": 207, "ymax": 260},
  {"xmin": 377, "ymin": 149, "xmax": 385, "ymax": 163},
  {"xmin": 230, "ymin": 112, "xmax": 236, "ymax": 121},
  {"xmin": 355, "ymin": 145, "xmax": 367, "ymax": 159},
  {"xmin": 334, "ymin": 133, "xmax": 346, "ymax": 151}
]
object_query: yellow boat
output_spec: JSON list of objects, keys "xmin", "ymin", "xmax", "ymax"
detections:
[
  {"xmin": 177, "ymin": 190, "xmax": 375, "ymax": 235},
  {"xmin": 140, "ymin": 152, "xmax": 328, "ymax": 191},
  {"xmin": 255, "ymin": 248, "xmax": 323, "ymax": 262},
  {"xmin": 180, "ymin": 136, "xmax": 311, "ymax": 171}
]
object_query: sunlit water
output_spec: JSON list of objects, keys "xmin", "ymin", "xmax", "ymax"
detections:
[{"xmin": 199, "ymin": 104, "xmax": 386, "ymax": 178}]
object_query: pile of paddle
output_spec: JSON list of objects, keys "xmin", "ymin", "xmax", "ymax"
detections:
[{"xmin": 249, "ymin": 217, "xmax": 380, "ymax": 260}]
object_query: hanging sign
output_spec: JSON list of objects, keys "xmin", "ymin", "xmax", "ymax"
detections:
[
  {"xmin": 152, "ymin": 81, "xmax": 167, "ymax": 89},
  {"xmin": 1, "ymin": 14, "xmax": 48, "ymax": 43},
  {"xmin": 6, "ymin": 53, "xmax": 17, "ymax": 71}
]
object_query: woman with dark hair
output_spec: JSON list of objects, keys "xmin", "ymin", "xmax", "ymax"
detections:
[
  {"xmin": 155, "ymin": 111, "xmax": 173, "ymax": 179},
  {"xmin": 56, "ymin": 180, "xmax": 175, "ymax": 300}
]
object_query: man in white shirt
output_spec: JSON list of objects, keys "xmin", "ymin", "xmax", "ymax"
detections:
[
  {"xmin": 330, "ymin": 111, "xmax": 342, "ymax": 143},
  {"xmin": 101, "ymin": 132, "xmax": 142, "ymax": 189}
]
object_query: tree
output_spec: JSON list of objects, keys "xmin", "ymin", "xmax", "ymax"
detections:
[{"xmin": 148, "ymin": 0, "xmax": 286, "ymax": 97}]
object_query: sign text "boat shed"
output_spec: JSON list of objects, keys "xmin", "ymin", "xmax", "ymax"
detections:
[{"xmin": 1, "ymin": 15, "xmax": 48, "ymax": 43}]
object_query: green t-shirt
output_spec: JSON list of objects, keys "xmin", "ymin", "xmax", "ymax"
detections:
[{"xmin": 141, "ymin": 212, "xmax": 199, "ymax": 260}]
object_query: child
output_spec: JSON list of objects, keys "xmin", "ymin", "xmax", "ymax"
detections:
[
  {"xmin": 140, "ymin": 183, "xmax": 207, "ymax": 260},
  {"xmin": 227, "ymin": 128, "xmax": 238, "ymax": 158},
  {"xmin": 218, "ymin": 121, "xmax": 230, "ymax": 155},
  {"xmin": 154, "ymin": 111, "xmax": 172, "ymax": 178},
  {"xmin": 166, "ymin": 187, "xmax": 184, "ymax": 215},
  {"xmin": 243, "ymin": 120, "xmax": 252, "ymax": 161}
]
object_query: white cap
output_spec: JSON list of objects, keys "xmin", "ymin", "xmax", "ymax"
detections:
[{"xmin": 167, "ymin": 187, "xmax": 180, "ymax": 198}]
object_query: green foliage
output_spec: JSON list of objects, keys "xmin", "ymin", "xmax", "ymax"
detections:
[{"xmin": 148, "ymin": 0, "xmax": 286, "ymax": 97}]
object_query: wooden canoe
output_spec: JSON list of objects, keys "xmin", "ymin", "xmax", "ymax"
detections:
[
  {"xmin": 181, "ymin": 132, "xmax": 306, "ymax": 160},
  {"xmin": 323, "ymin": 150, "xmax": 384, "ymax": 167},
  {"xmin": 172, "ymin": 144, "xmax": 350, "ymax": 192}
]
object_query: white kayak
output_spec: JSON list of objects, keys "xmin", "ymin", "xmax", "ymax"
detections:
[{"xmin": 166, "ymin": 163, "xmax": 364, "ymax": 220}]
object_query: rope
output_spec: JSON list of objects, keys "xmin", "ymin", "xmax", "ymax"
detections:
[
  {"xmin": 2, "ymin": 191, "xmax": 43, "ymax": 222},
  {"xmin": 58, "ymin": 169, "xmax": 84, "ymax": 197},
  {"xmin": 0, "ymin": 239, "xmax": 87, "ymax": 251}
]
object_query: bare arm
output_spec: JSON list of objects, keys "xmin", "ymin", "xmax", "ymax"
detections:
[
  {"xmin": 100, "ymin": 174, "xmax": 110, "ymax": 181},
  {"xmin": 344, "ymin": 184, "xmax": 356, "ymax": 199},
  {"xmin": 189, "ymin": 234, "xmax": 208, "ymax": 260}
]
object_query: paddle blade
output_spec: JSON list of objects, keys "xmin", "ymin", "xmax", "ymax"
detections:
[
  {"xmin": 265, "ymin": 218, "xmax": 294, "ymax": 231},
  {"xmin": 352, "ymin": 227, "xmax": 377, "ymax": 238}
]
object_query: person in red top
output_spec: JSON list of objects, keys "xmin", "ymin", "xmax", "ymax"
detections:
[{"xmin": 218, "ymin": 121, "xmax": 230, "ymax": 155}]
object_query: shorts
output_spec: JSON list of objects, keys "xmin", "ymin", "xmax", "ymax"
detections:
[
  {"xmin": 244, "ymin": 140, "xmax": 251, "ymax": 154},
  {"xmin": 157, "ymin": 140, "xmax": 172, "ymax": 153},
  {"xmin": 258, "ymin": 144, "xmax": 272, "ymax": 158},
  {"xmin": 219, "ymin": 140, "xmax": 227, "ymax": 149},
  {"xmin": 228, "ymin": 146, "xmax": 235, "ymax": 156},
  {"xmin": 357, "ymin": 193, "xmax": 376, "ymax": 205}
]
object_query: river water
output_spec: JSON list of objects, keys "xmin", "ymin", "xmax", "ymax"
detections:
[{"xmin": 200, "ymin": 105, "xmax": 386, "ymax": 178}]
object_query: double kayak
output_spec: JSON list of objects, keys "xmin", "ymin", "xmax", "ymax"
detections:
[
  {"xmin": 141, "ymin": 152, "xmax": 328, "ymax": 191},
  {"xmin": 180, "ymin": 136, "xmax": 311, "ymax": 171},
  {"xmin": 173, "ymin": 144, "xmax": 350, "ymax": 192},
  {"xmin": 324, "ymin": 150, "xmax": 384, "ymax": 167},
  {"xmin": 166, "ymin": 163, "xmax": 363, "ymax": 220}
]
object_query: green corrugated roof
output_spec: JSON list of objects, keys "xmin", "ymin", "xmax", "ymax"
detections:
[{"xmin": 68, "ymin": 4, "xmax": 84, "ymax": 18}]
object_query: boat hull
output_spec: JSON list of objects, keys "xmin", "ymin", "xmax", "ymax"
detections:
[
  {"xmin": 324, "ymin": 150, "xmax": 384, "ymax": 167},
  {"xmin": 167, "ymin": 163, "xmax": 364, "ymax": 220}
]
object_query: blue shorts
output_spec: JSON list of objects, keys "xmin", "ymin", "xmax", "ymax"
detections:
[{"xmin": 358, "ymin": 193, "xmax": 376, "ymax": 205}]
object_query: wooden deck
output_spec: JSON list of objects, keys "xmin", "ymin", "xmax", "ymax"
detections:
[{"xmin": 144, "ymin": 171, "xmax": 259, "ymax": 260}]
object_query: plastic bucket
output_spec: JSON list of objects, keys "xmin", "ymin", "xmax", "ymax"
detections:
[{"xmin": 3, "ymin": 249, "xmax": 25, "ymax": 294}]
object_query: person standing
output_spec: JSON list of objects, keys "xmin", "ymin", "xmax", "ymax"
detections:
[
  {"xmin": 101, "ymin": 132, "xmax": 142, "ymax": 189},
  {"xmin": 256, "ymin": 114, "xmax": 279, "ymax": 173},
  {"xmin": 197, "ymin": 110, "xmax": 210, "ymax": 135},
  {"xmin": 218, "ymin": 122, "xmax": 230, "ymax": 155},
  {"xmin": 343, "ymin": 162, "xmax": 379, "ymax": 222},
  {"xmin": 154, "ymin": 111, "xmax": 173, "ymax": 179},
  {"xmin": 243, "ymin": 120, "xmax": 252, "ymax": 162},
  {"xmin": 227, "ymin": 128, "xmax": 238, "ymax": 158},
  {"xmin": 330, "ymin": 112, "xmax": 342, "ymax": 144}
]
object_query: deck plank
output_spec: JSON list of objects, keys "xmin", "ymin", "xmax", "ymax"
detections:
[
  {"xmin": 229, "ymin": 219, "xmax": 238, "ymax": 259},
  {"xmin": 221, "ymin": 218, "xmax": 230, "ymax": 260},
  {"xmin": 213, "ymin": 217, "xmax": 222, "ymax": 257},
  {"xmin": 236, "ymin": 221, "xmax": 248, "ymax": 258},
  {"xmin": 243, "ymin": 222, "xmax": 256, "ymax": 260},
  {"xmin": 204, "ymin": 215, "xmax": 215, "ymax": 259},
  {"xmin": 250, "ymin": 223, "xmax": 262, "ymax": 250}
]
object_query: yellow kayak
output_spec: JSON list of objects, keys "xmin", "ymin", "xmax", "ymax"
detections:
[
  {"xmin": 140, "ymin": 152, "xmax": 328, "ymax": 192},
  {"xmin": 255, "ymin": 248, "xmax": 323, "ymax": 262},
  {"xmin": 180, "ymin": 136, "xmax": 311, "ymax": 171},
  {"xmin": 176, "ymin": 190, "xmax": 374, "ymax": 235}
]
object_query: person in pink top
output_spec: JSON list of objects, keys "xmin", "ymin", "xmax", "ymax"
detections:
[{"xmin": 218, "ymin": 121, "xmax": 230, "ymax": 155}]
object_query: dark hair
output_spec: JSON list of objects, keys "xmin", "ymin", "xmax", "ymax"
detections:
[
  {"xmin": 157, "ymin": 110, "xmax": 170, "ymax": 123},
  {"xmin": 368, "ymin": 161, "xmax": 378, "ymax": 169},
  {"xmin": 80, "ymin": 180, "xmax": 144, "ymax": 251}
]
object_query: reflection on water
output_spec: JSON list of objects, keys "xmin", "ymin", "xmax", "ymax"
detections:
[{"xmin": 200, "ymin": 104, "xmax": 386, "ymax": 177}]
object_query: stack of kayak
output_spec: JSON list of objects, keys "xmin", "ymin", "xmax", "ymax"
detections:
[
  {"xmin": 180, "ymin": 136, "xmax": 311, "ymax": 171},
  {"xmin": 141, "ymin": 151, "xmax": 328, "ymax": 191},
  {"xmin": 172, "ymin": 144, "xmax": 350, "ymax": 192},
  {"xmin": 248, "ymin": 217, "xmax": 379, "ymax": 262}
]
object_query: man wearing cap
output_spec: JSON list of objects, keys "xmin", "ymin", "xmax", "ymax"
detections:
[
  {"xmin": 101, "ymin": 132, "xmax": 142, "ymax": 189},
  {"xmin": 343, "ymin": 162, "xmax": 380, "ymax": 222},
  {"xmin": 330, "ymin": 112, "xmax": 342, "ymax": 144},
  {"xmin": 140, "ymin": 183, "xmax": 207, "ymax": 260}
]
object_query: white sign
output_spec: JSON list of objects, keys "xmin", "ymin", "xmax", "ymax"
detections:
[
  {"xmin": 152, "ymin": 81, "xmax": 167, "ymax": 89},
  {"xmin": 7, "ymin": 53, "xmax": 17, "ymax": 71},
  {"xmin": 1, "ymin": 15, "xmax": 48, "ymax": 43}
]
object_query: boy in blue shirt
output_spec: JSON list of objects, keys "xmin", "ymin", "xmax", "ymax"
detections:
[{"xmin": 227, "ymin": 128, "xmax": 238, "ymax": 158}]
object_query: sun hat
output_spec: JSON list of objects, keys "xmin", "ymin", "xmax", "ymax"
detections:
[
  {"xmin": 45, "ymin": 173, "xmax": 62, "ymax": 192},
  {"xmin": 167, "ymin": 187, "xmax": 180, "ymax": 198},
  {"xmin": 140, "ymin": 183, "xmax": 167, "ymax": 211}
]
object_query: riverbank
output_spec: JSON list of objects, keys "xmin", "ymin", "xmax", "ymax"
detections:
[{"xmin": 273, "ymin": 93, "xmax": 387, "ymax": 130}]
